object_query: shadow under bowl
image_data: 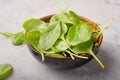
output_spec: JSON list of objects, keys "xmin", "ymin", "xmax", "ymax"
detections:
[{"xmin": 28, "ymin": 15, "xmax": 103, "ymax": 70}]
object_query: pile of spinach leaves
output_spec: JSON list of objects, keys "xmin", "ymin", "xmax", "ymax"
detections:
[{"xmin": 0, "ymin": 10, "xmax": 112, "ymax": 69}]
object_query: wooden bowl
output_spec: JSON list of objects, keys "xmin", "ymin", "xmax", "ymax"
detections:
[{"xmin": 28, "ymin": 15, "xmax": 103, "ymax": 70}]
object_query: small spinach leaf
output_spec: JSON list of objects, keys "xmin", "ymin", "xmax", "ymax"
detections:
[
  {"xmin": 26, "ymin": 30, "xmax": 41, "ymax": 45},
  {"xmin": 61, "ymin": 13, "xmax": 72, "ymax": 24},
  {"xmin": 23, "ymin": 19, "xmax": 47, "ymax": 32},
  {"xmin": 0, "ymin": 64, "xmax": 13, "ymax": 80},
  {"xmin": 54, "ymin": 39, "xmax": 68, "ymax": 51},
  {"xmin": 0, "ymin": 32, "xmax": 25, "ymax": 45},
  {"xmin": 50, "ymin": 14, "xmax": 61, "ymax": 24}
]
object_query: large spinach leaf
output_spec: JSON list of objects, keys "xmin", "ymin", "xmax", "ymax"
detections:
[
  {"xmin": 38, "ymin": 23, "xmax": 61, "ymax": 50},
  {"xmin": 67, "ymin": 24, "xmax": 93, "ymax": 46}
]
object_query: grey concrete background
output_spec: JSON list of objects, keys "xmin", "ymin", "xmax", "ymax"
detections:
[{"xmin": 0, "ymin": 0, "xmax": 120, "ymax": 80}]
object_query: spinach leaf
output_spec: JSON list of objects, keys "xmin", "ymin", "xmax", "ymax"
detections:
[
  {"xmin": 50, "ymin": 14, "xmax": 61, "ymax": 24},
  {"xmin": 69, "ymin": 11, "xmax": 79, "ymax": 18},
  {"xmin": 23, "ymin": 19, "xmax": 47, "ymax": 32},
  {"xmin": 61, "ymin": 13, "xmax": 72, "ymax": 24},
  {"xmin": 38, "ymin": 23, "xmax": 61, "ymax": 50},
  {"xmin": 26, "ymin": 30, "xmax": 41, "ymax": 45},
  {"xmin": 54, "ymin": 39, "xmax": 68, "ymax": 51},
  {"xmin": 69, "ymin": 17, "xmax": 81, "ymax": 25},
  {"xmin": 0, "ymin": 64, "xmax": 13, "ymax": 80},
  {"xmin": 26, "ymin": 30, "xmax": 45, "ymax": 61},
  {"xmin": 71, "ymin": 40, "xmax": 104, "ymax": 69},
  {"xmin": 67, "ymin": 24, "xmax": 93, "ymax": 46},
  {"xmin": 60, "ymin": 23, "xmax": 68, "ymax": 39},
  {"xmin": 0, "ymin": 32, "xmax": 25, "ymax": 46}
]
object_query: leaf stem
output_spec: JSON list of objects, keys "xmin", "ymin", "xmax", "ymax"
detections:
[
  {"xmin": 32, "ymin": 45, "xmax": 45, "ymax": 62},
  {"xmin": 89, "ymin": 50, "xmax": 104, "ymax": 69},
  {"xmin": 66, "ymin": 50, "xmax": 75, "ymax": 60},
  {"xmin": 26, "ymin": 39, "xmax": 45, "ymax": 62},
  {"xmin": 62, "ymin": 52, "xmax": 67, "ymax": 57},
  {"xmin": 96, "ymin": 19, "xmax": 113, "ymax": 39},
  {"xmin": 66, "ymin": 50, "xmax": 88, "ymax": 59}
]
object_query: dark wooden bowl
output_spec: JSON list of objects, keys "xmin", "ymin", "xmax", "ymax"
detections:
[{"xmin": 28, "ymin": 15, "xmax": 103, "ymax": 70}]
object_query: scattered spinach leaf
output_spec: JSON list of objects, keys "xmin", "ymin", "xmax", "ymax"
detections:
[
  {"xmin": 0, "ymin": 32, "xmax": 25, "ymax": 46},
  {"xmin": 0, "ymin": 64, "xmax": 13, "ymax": 80}
]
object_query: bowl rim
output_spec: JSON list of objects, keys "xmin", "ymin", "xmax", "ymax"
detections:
[{"xmin": 28, "ymin": 14, "xmax": 103, "ymax": 59}]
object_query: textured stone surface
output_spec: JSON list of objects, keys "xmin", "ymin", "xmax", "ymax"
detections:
[{"xmin": 0, "ymin": 0, "xmax": 120, "ymax": 80}]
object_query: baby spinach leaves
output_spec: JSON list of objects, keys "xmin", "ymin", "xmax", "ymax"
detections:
[{"xmin": 0, "ymin": 10, "xmax": 112, "ymax": 69}]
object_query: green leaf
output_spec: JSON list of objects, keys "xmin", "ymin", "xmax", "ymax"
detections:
[
  {"xmin": 71, "ymin": 41, "xmax": 93, "ymax": 54},
  {"xmin": 50, "ymin": 14, "xmax": 61, "ymax": 23},
  {"xmin": 0, "ymin": 64, "xmax": 13, "ymax": 80},
  {"xmin": 55, "ymin": 39, "xmax": 68, "ymax": 51},
  {"xmin": 0, "ymin": 32, "xmax": 25, "ymax": 46},
  {"xmin": 61, "ymin": 13, "xmax": 72, "ymax": 24},
  {"xmin": 38, "ymin": 23, "xmax": 61, "ymax": 50},
  {"xmin": 71, "ymin": 41, "xmax": 104, "ymax": 69},
  {"xmin": 23, "ymin": 19, "xmax": 47, "ymax": 32},
  {"xmin": 26, "ymin": 30, "xmax": 41, "ymax": 45},
  {"xmin": 69, "ymin": 17, "xmax": 81, "ymax": 25},
  {"xmin": 67, "ymin": 24, "xmax": 93, "ymax": 46},
  {"xmin": 60, "ymin": 23, "xmax": 68, "ymax": 39},
  {"xmin": 26, "ymin": 30, "xmax": 45, "ymax": 61},
  {"xmin": 69, "ymin": 11, "xmax": 79, "ymax": 18}
]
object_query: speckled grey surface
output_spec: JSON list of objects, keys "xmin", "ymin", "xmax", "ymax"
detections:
[{"xmin": 0, "ymin": 0, "xmax": 120, "ymax": 80}]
